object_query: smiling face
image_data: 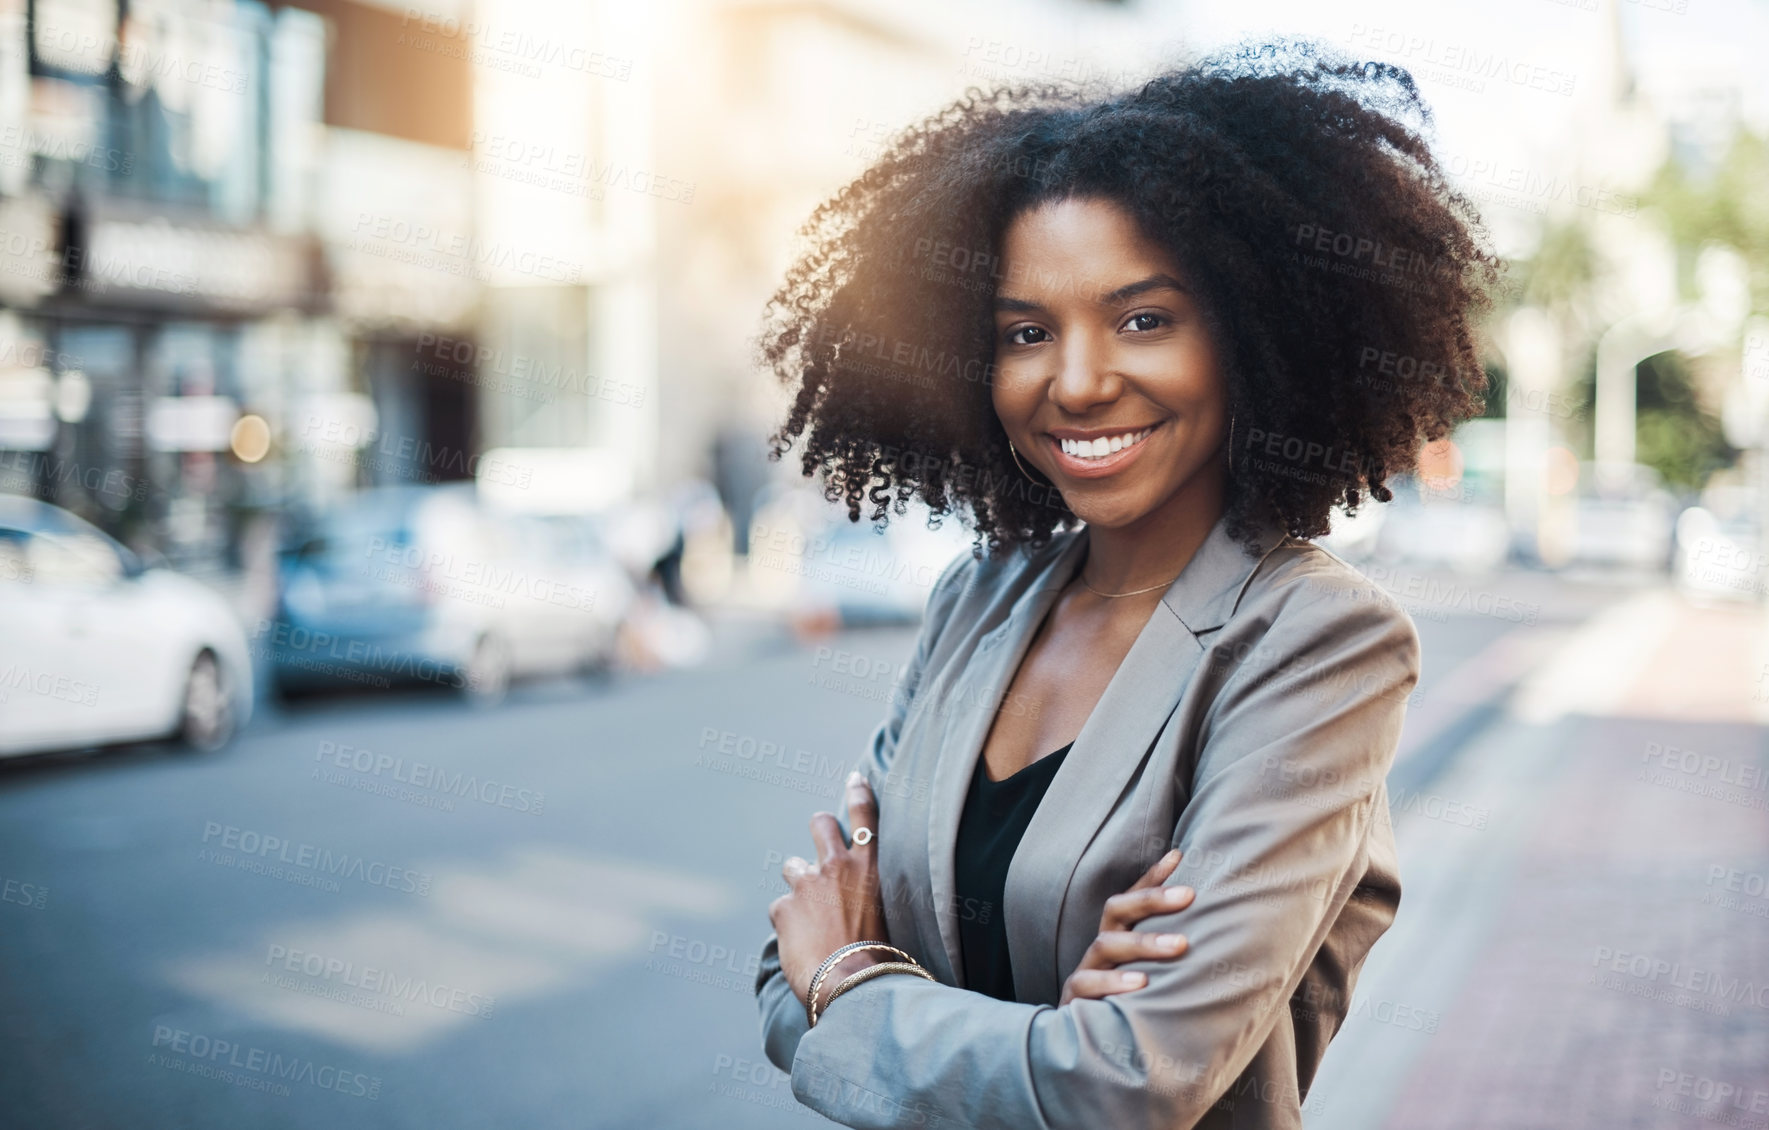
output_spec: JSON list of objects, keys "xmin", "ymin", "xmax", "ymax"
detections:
[{"xmin": 990, "ymin": 195, "xmax": 1230, "ymax": 535}]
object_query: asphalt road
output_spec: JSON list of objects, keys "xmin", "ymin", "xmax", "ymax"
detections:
[{"xmin": 0, "ymin": 573, "xmax": 1623, "ymax": 1129}]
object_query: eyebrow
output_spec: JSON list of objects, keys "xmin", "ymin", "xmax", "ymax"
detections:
[
  {"xmin": 1099, "ymin": 273, "xmax": 1189, "ymax": 305},
  {"xmin": 993, "ymin": 272, "xmax": 1188, "ymax": 313}
]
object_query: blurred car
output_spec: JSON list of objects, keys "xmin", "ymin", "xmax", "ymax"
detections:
[
  {"xmin": 1374, "ymin": 479, "xmax": 1511, "ymax": 573},
  {"xmin": 749, "ymin": 485, "xmax": 978, "ymax": 630},
  {"xmin": 0, "ymin": 495, "xmax": 252, "ymax": 757},
  {"xmin": 1568, "ymin": 463, "xmax": 1676, "ymax": 571},
  {"xmin": 268, "ymin": 485, "xmax": 635, "ymax": 702}
]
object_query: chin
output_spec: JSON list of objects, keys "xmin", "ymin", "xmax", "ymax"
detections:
[{"xmin": 1062, "ymin": 493, "xmax": 1161, "ymax": 530}]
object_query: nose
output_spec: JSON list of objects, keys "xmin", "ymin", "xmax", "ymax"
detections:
[{"xmin": 1050, "ymin": 330, "xmax": 1122, "ymax": 414}]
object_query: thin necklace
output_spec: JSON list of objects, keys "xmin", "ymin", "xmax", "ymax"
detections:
[{"xmin": 1078, "ymin": 569, "xmax": 1181, "ymax": 599}]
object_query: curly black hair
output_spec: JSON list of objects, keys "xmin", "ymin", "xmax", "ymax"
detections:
[{"xmin": 759, "ymin": 39, "xmax": 1502, "ymax": 558}]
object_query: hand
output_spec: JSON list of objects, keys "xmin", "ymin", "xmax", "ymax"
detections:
[
  {"xmin": 1059, "ymin": 849, "xmax": 1194, "ymax": 1006},
  {"xmin": 769, "ymin": 771, "xmax": 889, "ymax": 1009}
]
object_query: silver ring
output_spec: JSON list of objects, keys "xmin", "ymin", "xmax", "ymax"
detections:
[{"xmin": 852, "ymin": 827, "xmax": 874, "ymax": 846}]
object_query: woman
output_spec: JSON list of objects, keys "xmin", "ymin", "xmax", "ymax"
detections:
[{"xmin": 752, "ymin": 41, "xmax": 1498, "ymax": 1130}]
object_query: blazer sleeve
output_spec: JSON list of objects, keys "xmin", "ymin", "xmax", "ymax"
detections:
[
  {"xmin": 784, "ymin": 583, "xmax": 1420, "ymax": 1130},
  {"xmin": 753, "ymin": 545, "xmax": 977, "ymax": 1075}
]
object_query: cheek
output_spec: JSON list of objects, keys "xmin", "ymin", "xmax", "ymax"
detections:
[
  {"xmin": 990, "ymin": 365, "xmax": 1042, "ymax": 415},
  {"xmin": 1127, "ymin": 339, "xmax": 1222, "ymax": 412}
]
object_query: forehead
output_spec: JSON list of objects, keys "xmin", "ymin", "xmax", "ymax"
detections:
[{"xmin": 996, "ymin": 196, "xmax": 1184, "ymax": 300}]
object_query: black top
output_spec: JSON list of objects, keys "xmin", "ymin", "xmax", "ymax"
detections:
[{"xmin": 953, "ymin": 742, "xmax": 1074, "ymax": 1002}]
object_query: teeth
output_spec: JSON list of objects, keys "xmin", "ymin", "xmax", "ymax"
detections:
[{"xmin": 1060, "ymin": 427, "xmax": 1153, "ymax": 460}]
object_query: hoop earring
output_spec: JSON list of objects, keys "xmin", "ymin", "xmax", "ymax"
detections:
[
  {"xmin": 1007, "ymin": 439, "xmax": 1043, "ymax": 484},
  {"xmin": 1225, "ymin": 413, "xmax": 1236, "ymax": 475}
]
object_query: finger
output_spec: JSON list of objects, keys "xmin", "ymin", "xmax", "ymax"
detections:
[
  {"xmin": 1101, "ymin": 883, "xmax": 1194, "ymax": 932},
  {"xmin": 1083, "ymin": 930, "xmax": 1189, "ymax": 968},
  {"xmin": 781, "ymin": 855, "xmax": 813, "ymax": 884},
  {"xmin": 1063, "ymin": 969, "xmax": 1148, "ymax": 1002},
  {"xmin": 845, "ymin": 771, "xmax": 878, "ymax": 857},
  {"xmin": 1126, "ymin": 849, "xmax": 1184, "ymax": 892},
  {"xmin": 808, "ymin": 812, "xmax": 847, "ymax": 863}
]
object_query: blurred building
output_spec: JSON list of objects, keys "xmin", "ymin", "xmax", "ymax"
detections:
[
  {"xmin": 0, "ymin": 0, "xmax": 663, "ymax": 571},
  {"xmin": 0, "ymin": 0, "xmax": 330, "ymax": 568}
]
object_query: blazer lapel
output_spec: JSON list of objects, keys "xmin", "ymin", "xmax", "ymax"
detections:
[
  {"xmin": 1003, "ymin": 514, "xmax": 1290, "ymax": 1003},
  {"xmin": 922, "ymin": 528, "xmax": 1089, "ymax": 986},
  {"xmin": 921, "ymin": 514, "xmax": 1288, "ymax": 996},
  {"xmin": 1003, "ymin": 594, "xmax": 1204, "ymax": 1003}
]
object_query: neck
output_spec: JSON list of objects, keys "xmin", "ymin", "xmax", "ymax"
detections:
[{"xmin": 1077, "ymin": 463, "xmax": 1226, "ymax": 596}]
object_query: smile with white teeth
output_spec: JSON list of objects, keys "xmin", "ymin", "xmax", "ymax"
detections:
[{"xmin": 1058, "ymin": 426, "xmax": 1155, "ymax": 460}]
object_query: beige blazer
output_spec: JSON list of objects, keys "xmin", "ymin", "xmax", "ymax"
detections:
[{"xmin": 754, "ymin": 510, "xmax": 1420, "ymax": 1129}]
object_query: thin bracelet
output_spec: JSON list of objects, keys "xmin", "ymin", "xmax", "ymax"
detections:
[
  {"xmin": 806, "ymin": 942, "xmax": 914, "ymax": 1026},
  {"xmin": 815, "ymin": 961, "xmax": 936, "ymax": 1025},
  {"xmin": 808, "ymin": 943, "xmax": 917, "ymax": 1026}
]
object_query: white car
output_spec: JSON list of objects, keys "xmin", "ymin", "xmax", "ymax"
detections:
[{"xmin": 0, "ymin": 495, "xmax": 252, "ymax": 757}]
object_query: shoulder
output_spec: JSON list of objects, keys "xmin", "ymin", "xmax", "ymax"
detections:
[{"xmin": 1230, "ymin": 536, "xmax": 1420, "ymax": 670}]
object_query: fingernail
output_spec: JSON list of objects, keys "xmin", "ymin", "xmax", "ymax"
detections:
[
  {"xmin": 1166, "ymin": 886, "xmax": 1191, "ymax": 903},
  {"xmin": 847, "ymin": 770, "xmax": 863, "ymax": 787},
  {"xmin": 1165, "ymin": 849, "xmax": 1180, "ymax": 862},
  {"xmin": 1119, "ymin": 972, "xmax": 1145, "ymax": 986},
  {"xmin": 1157, "ymin": 934, "xmax": 1184, "ymax": 948}
]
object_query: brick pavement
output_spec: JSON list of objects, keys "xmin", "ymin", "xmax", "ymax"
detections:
[{"xmin": 1308, "ymin": 593, "xmax": 1769, "ymax": 1130}]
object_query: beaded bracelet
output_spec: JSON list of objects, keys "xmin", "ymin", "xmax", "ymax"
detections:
[
  {"xmin": 816, "ymin": 960, "xmax": 936, "ymax": 1023},
  {"xmin": 806, "ymin": 941, "xmax": 914, "ymax": 1026}
]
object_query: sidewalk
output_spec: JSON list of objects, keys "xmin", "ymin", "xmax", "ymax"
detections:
[{"xmin": 1307, "ymin": 589, "xmax": 1769, "ymax": 1130}]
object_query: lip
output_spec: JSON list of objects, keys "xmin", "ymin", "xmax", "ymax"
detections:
[{"xmin": 1043, "ymin": 420, "xmax": 1165, "ymax": 480}]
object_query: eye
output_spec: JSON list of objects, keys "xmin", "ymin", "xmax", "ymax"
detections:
[
  {"xmin": 1005, "ymin": 325, "xmax": 1051, "ymax": 346},
  {"xmin": 1124, "ymin": 312, "xmax": 1167, "ymax": 333}
]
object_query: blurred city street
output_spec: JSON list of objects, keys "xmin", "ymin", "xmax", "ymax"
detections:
[
  {"xmin": 3, "ymin": 0, "xmax": 1768, "ymax": 1126},
  {"xmin": 5, "ymin": 565, "xmax": 1763, "ymax": 1129}
]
